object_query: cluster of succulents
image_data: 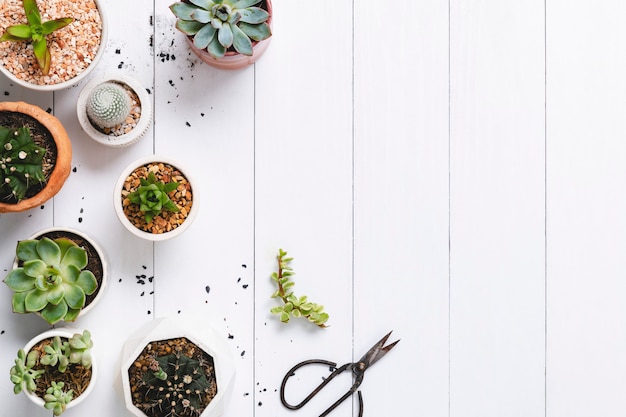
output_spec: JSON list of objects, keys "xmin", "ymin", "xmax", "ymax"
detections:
[
  {"xmin": 3, "ymin": 237, "xmax": 98, "ymax": 325},
  {"xmin": 137, "ymin": 351, "xmax": 215, "ymax": 417},
  {"xmin": 127, "ymin": 171, "xmax": 180, "ymax": 224},
  {"xmin": 10, "ymin": 330, "xmax": 93, "ymax": 416},
  {"xmin": 0, "ymin": 0, "xmax": 73, "ymax": 75},
  {"xmin": 270, "ymin": 249, "xmax": 330, "ymax": 328},
  {"xmin": 86, "ymin": 82, "xmax": 132, "ymax": 129},
  {"xmin": 0, "ymin": 125, "xmax": 47, "ymax": 202},
  {"xmin": 170, "ymin": 0, "xmax": 272, "ymax": 59}
]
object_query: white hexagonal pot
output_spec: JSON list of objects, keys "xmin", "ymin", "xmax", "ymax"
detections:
[
  {"xmin": 119, "ymin": 315, "xmax": 235, "ymax": 417},
  {"xmin": 20, "ymin": 327, "xmax": 98, "ymax": 414}
]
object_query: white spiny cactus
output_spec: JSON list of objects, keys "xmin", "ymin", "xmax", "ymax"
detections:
[{"xmin": 86, "ymin": 82, "xmax": 131, "ymax": 129}]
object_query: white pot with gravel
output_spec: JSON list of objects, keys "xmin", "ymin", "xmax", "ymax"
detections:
[
  {"xmin": 0, "ymin": 0, "xmax": 107, "ymax": 91},
  {"xmin": 77, "ymin": 74, "xmax": 152, "ymax": 147}
]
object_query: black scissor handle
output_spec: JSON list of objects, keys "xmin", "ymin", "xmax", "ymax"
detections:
[{"xmin": 280, "ymin": 359, "xmax": 364, "ymax": 417}]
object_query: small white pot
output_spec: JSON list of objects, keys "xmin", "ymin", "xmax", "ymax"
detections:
[
  {"xmin": 119, "ymin": 315, "xmax": 235, "ymax": 417},
  {"xmin": 0, "ymin": 0, "xmax": 108, "ymax": 91},
  {"xmin": 11, "ymin": 227, "xmax": 109, "ymax": 323},
  {"xmin": 76, "ymin": 74, "xmax": 152, "ymax": 147},
  {"xmin": 113, "ymin": 156, "xmax": 198, "ymax": 241},
  {"xmin": 22, "ymin": 327, "xmax": 98, "ymax": 413}
]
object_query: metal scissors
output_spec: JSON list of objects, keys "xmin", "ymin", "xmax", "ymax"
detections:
[{"xmin": 280, "ymin": 331, "xmax": 400, "ymax": 417}]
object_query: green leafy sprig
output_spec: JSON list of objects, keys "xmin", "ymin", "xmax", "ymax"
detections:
[
  {"xmin": 270, "ymin": 249, "xmax": 329, "ymax": 328},
  {"xmin": 0, "ymin": 0, "xmax": 73, "ymax": 75}
]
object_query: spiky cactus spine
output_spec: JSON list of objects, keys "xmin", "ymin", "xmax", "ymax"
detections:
[
  {"xmin": 86, "ymin": 82, "xmax": 131, "ymax": 129},
  {"xmin": 0, "ymin": 126, "xmax": 46, "ymax": 201},
  {"xmin": 139, "ymin": 352, "xmax": 216, "ymax": 417}
]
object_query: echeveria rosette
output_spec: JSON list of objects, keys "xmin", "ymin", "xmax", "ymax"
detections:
[
  {"xmin": 128, "ymin": 171, "xmax": 179, "ymax": 224},
  {"xmin": 3, "ymin": 237, "xmax": 98, "ymax": 325},
  {"xmin": 0, "ymin": 0, "xmax": 73, "ymax": 75},
  {"xmin": 170, "ymin": 0, "xmax": 271, "ymax": 59}
]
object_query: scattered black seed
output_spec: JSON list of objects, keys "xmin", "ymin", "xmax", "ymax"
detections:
[
  {"xmin": 72, "ymin": 167, "xmax": 77, "ymax": 172},
  {"xmin": 1, "ymin": 330, "xmax": 4, "ymax": 335},
  {"xmin": 149, "ymin": 15, "xmax": 153, "ymax": 26},
  {"xmin": 142, "ymin": 265, "xmax": 147, "ymax": 269},
  {"xmin": 137, "ymin": 280, "xmax": 145, "ymax": 285},
  {"xmin": 258, "ymin": 402, "xmax": 262, "ymax": 406},
  {"xmin": 78, "ymin": 217, "xmax": 83, "ymax": 223},
  {"xmin": 185, "ymin": 121, "xmax": 191, "ymax": 127},
  {"xmin": 168, "ymin": 80, "xmax": 174, "ymax": 86},
  {"xmin": 241, "ymin": 351, "xmax": 245, "ymax": 357},
  {"xmin": 147, "ymin": 310, "xmax": 151, "ymax": 315},
  {"xmin": 148, "ymin": 276, "xmax": 153, "ymax": 282},
  {"xmin": 242, "ymin": 264, "xmax": 247, "ymax": 268},
  {"xmin": 228, "ymin": 334, "xmax": 234, "ymax": 339},
  {"xmin": 171, "ymin": 55, "xmax": 176, "ymax": 60},
  {"xmin": 242, "ymin": 284, "xmax": 249, "ymax": 289},
  {"xmin": 46, "ymin": 108, "xmax": 52, "ymax": 113},
  {"xmin": 118, "ymin": 278, "xmax": 122, "ymax": 282},
  {"xmin": 150, "ymin": 291, "xmax": 154, "ymax": 295},
  {"xmin": 149, "ymin": 35, "xmax": 153, "ymax": 47},
  {"xmin": 3, "ymin": 91, "xmax": 8, "ymax": 96},
  {"xmin": 118, "ymin": 61, "xmax": 124, "ymax": 69},
  {"xmin": 140, "ymin": 291, "xmax": 144, "ymax": 296},
  {"xmin": 243, "ymin": 393, "xmax": 249, "ymax": 397},
  {"xmin": 200, "ymin": 113, "xmax": 205, "ymax": 117},
  {"xmin": 178, "ymin": 310, "xmax": 181, "ymax": 314},
  {"xmin": 40, "ymin": 205, "xmax": 44, "ymax": 209},
  {"xmin": 205, "ymin": 286, "xmax": 211, "ymax": 294},
  {"xmin": 146, "ymin": 88, "xmax": 152, "ymax": 95},
  {"xmin": 115, "ymin": 48, "xmax": 121, "ymax": 54},
  {"xmin": 80, "ymin": 208, "xmax": 84, "ymax": 213},
  {"xmin": 237, "ymin": 277, "xmax": 241, "ymax": 283}
]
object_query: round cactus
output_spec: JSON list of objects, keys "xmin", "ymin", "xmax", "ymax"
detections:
[{"xmin": 86, "ymin": 82, "xmax": 131, "ymax": 129}]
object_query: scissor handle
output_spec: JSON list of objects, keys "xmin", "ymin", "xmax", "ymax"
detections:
[{"xmin": 280, "ymin": 359, "xmax": 364, "ymax": 417}]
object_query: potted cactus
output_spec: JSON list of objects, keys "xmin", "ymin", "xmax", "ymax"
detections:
[
  {"xmin": 169, "ymin": 0, "xmax": 272, "ymax": 70},
  {"xmin": 3, "ymin": 227, "xmax": 108, "ymax": 325},
  {"xmin": 114, "ymin": 156, "xmax": 197, "ymax": 241},
  {"xmin": 120, "ymin": 315, "xmax": 235, "ymax": 417},
  {"xmin": 10, "ymin": 328, "xmax": 96, "ymax": 416},
  {"xmin": 76, "ymin": 74, "xmax": 153, "ymax": 147},
  {"xmin": 0, "ymin": 101, "xmax": 72, "ymax": 213},
  {"xmin": 0, "ymin": 0, "xmax": 107, "ymax": 91}
]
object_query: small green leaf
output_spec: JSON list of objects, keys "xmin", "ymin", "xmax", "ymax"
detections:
[
  {"xmin": 42, "ymin": 18, "xmax": 72, "ymax": 35},
  {"xmin": 6, "ymin": 25, "xmax": 32, "ymax": 39}
]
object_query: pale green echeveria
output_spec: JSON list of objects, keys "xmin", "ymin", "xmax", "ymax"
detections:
[
  {"xmin": 170, "ymin": 0, "xmax": 271, "ymax": 59},
  {"xmin": 3, "ymin": 237, "xmax": 98, "ymax": 325}
]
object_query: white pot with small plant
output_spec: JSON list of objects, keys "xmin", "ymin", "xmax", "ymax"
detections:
[
  {"xmin": 77, "ymin": 74, "xmax": 152, "ymax": 147},
  {"xmin": 9, "ymin": 327, "xmax": 96, "ymax": 416}
]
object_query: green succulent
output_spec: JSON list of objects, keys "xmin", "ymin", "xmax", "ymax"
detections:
[
  {"xmin": 270, "ymin": 249, "xmax": 330, "ymax": 328},
  {"xmin": 128, "ymin": 171, "xmax": 179, "ymax": 224},
  {"xmin": 138, "ymin": 351, "xmax": 215, "ymax": 416},
  {"xmin": 3, "ymin": 237, "xmax": 98, "ymax": 325},
  {"xmin": 0, "ymin": 0, "xmax": 73, "ymax": 75},
  {"xmin": 40, "ymin": 330, "xmax": 93, "ymax": 372},
  {"xmin": 170, "ymin": 0, "xmax": 272, "ymax": 59},
  {"xmin": 44, "ymin": 381, "xmax": 74, "ymax": 416},
  {"xmin": 0, "ymin": 125, "xmax": 47, "ymax": 202},
  {"xmin": 9, "ymin": 348, "xmax": 44, "ymax": 394},
  {"xmin": 86, "ymin": 82, "xmax": 132, "ymax": 129}
]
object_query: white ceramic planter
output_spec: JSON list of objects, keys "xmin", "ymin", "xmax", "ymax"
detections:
[
  {"xmin": 76, "ymin": 74, "xmax": 152, "ymax": 147},
  {"xmin": 114, "ymin": 156, "xmax": 198, "ymax": 241},
  {"xmin": 0, "ymin": 0, "xmax": 108, "ymax": 91},
  {"xmin": 120, "ymin": 315, "xmax": 235, "ymax": 417},
  {"xmin": 11, "ymin": 227, "xmax": 109, "ymax": 322},
  {"xmin": 21, "ymin": 327, "xmax": 97, "ymax": 413}
]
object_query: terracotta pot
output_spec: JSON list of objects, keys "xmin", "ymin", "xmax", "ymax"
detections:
[
  {"xmin": 0, "ymin": 0, "xmax": 108, "ymax": 91},
  {"xmin": 20, "ymin": 327, "xmax": 98, "ymax": 414},
  {"xmin": 0, "ymin": 102, "xmax": 72, "ymax": 213},
  {"xmin": 185, "ymin": 0, "xmax": 273, "ymax": 70}
]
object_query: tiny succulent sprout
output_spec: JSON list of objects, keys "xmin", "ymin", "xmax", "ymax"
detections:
[
  {"xmin": 86, "ymin": 82, "xmax": 132, "ymax": 129},
  {"xmin": 10, "ymin": 349, "xmax": 44, "ymax": 394},
  {"xmin": 170, "ymin": 0, "xmax": 272, "ymax": 59},
  {"xmin": 127, "ymin": 171, "xmax": 179, "ymax": 224},
  {"xmin": 270, "ymin": 249, "xmax": 330, "ymax": 328},
  {"xmin": 40, "ymin": 336, "xmax": 70, "ymax": 372},
  {"xmin": 0, "ymin": 0, "xmax": 73, "ymax": 75},
  {"xmin": 44, "ymin": 381, "xmax": 74, "ymax": 416},
  {"xmin": 3, "ymin": 237, "xmax": 98, "ymax": 325},
  {"xmin": 0, "ymin": 125, "xmax": 47, "ymax": 202}
]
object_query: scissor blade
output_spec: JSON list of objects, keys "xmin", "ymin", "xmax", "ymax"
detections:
[{"xmin": 359, "ymin": 331, "xmax": 400, "ymax": 368}]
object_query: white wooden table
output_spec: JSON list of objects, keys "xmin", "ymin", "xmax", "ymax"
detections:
[{"xmin": 0, "ymin": 1, "xmax": 623, "ymax": 416}]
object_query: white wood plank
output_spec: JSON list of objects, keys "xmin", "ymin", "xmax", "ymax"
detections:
[
  {"xmin": 254, "ymin": 0, "xmax": 354, "ymax": 415},
  {"xmin": 546, "ymin": 2, "xmax": 626, "ymax": 416},
  {"xmin": 353, "ymin": 1, "xmax": 449, "ymax": 416},
  {"xmin": 450, "ymin": 2, "xmax": 545, "ymax": 416}
]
